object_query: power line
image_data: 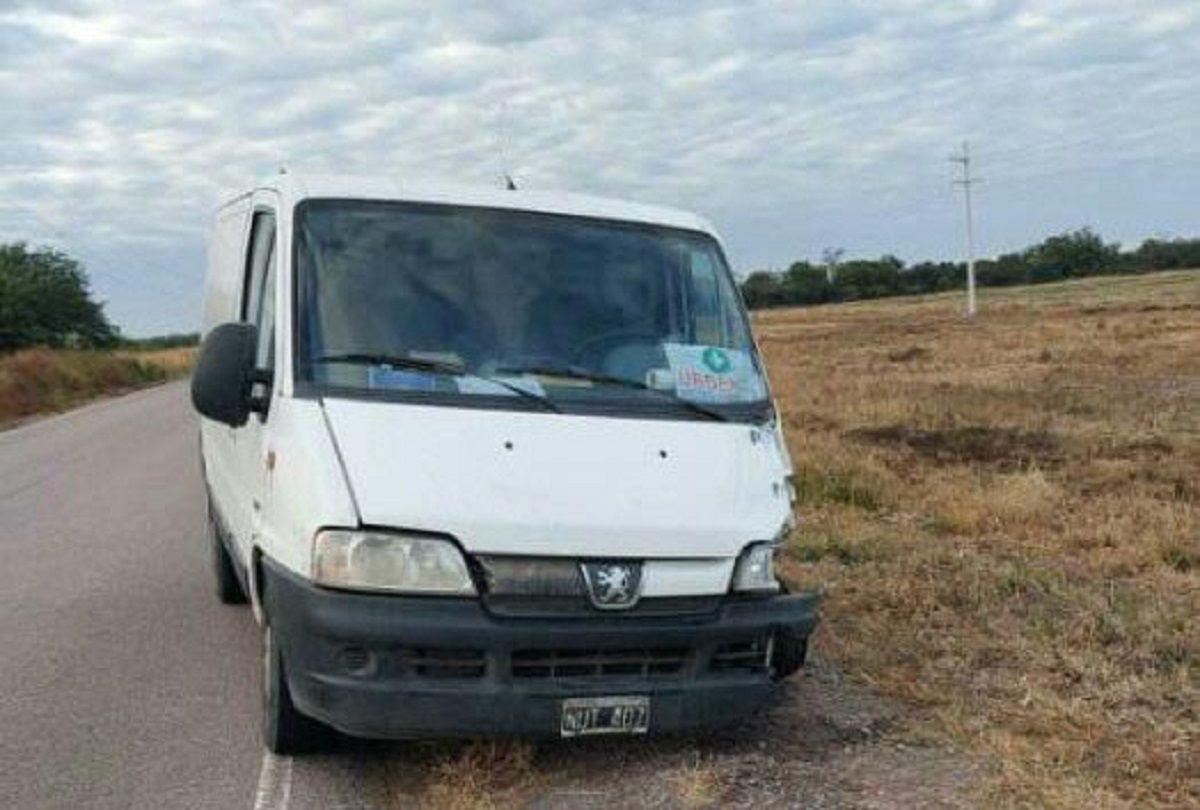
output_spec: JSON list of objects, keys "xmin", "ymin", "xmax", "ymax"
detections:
[{"xmin": 950, "ymin": 140, "xmax": 980, "ymax": 318}]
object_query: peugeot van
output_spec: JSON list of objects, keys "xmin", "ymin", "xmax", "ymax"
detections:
[{"xmin": 192, "ymin": 174, "xmax": 818, "ymax": 753}]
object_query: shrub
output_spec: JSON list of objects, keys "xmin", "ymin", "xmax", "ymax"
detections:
[{"xmin": 0, "ymin": 243, "xmax": 118, "ymax": 350}]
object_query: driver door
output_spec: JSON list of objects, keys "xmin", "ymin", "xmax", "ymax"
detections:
[{"xmin": 228, "ymin": 202, "xmax": 279, "ymax": 567}]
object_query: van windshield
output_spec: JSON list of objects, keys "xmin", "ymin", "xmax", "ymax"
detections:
[{"xmin": 295, "ymin": 199, "xmax": 770, "ymax": 422}]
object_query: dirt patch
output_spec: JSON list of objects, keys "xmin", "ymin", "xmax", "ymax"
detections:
[
  {"xmin": 1138, "ymin": 303, "xmax": 1199, "ymax": 313},
  {"xmin": 847, "ymin": 425, "xmax": 1064, "ymax": 470},
  {"xmin": 1079, "ymin": 302, "xmax": 1198, "ymax": 315},
  {"xmin": 1099, "ymin": 435, "xmax": 1174, "ymax": 458},
  {"xmin": 520, "ymin": 661, "xmax": 980, "ymax": 809},
  {"xmin": 783, "ymin": 410, "xmax": 842, "ymax": 434},
  {"xmin": 886, "ymin": 346, "xmax": 930, "ymax": 363},
  {"xmin": 368, "ymin": 658, "xmax": 982, "ymax": 809}
]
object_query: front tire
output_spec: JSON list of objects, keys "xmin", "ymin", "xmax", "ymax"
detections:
[
  {"xmin": 262, "ymin": 624, "xmax": 327, "ymax": 754},
  {"xmin": 209, "ymin": 502, "xmax": 247, "ymax": 604}
]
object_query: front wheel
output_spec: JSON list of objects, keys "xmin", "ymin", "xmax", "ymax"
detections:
[{"xmin": 262, "ymin": 624, "xmax": 328, "ymax": 754}]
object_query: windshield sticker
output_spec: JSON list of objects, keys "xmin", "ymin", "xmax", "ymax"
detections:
[
  {"xmin": 456, "ymin": 375, "xmax": 547, "ymax": 398},
  {"xmin": 367, "ymin": 366, "xmax": 441, "ymax": 392},
  {"xmin": 663, "ymin": 343, "xmax": 763, "ymax": 403}
]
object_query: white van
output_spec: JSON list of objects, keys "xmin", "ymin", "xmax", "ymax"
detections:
[{"xmin": 192, "ymin": 174, "xmax": 818, "ymax": 753}]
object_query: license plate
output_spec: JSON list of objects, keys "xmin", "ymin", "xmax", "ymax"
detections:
[{"xmin": 559, "ymin": 695, "xmax": 650, "ymax": 737}]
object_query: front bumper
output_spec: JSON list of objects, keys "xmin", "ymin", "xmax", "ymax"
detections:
[{"xmin": 261, "ymin": 557, "xmax": 819, "ymax": 739}]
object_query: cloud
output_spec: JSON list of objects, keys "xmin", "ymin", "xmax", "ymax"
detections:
[{"xmin": 0, "ymin": 0, "xmax": 1197, "ymax": 333}]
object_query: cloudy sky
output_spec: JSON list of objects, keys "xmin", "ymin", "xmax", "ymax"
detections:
[{"xmin": 1, "ymin": 0, "xmax": 1197, "ymax": 335}]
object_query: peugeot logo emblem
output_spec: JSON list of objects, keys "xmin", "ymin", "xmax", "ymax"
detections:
[{"xmin": 580, "ymin": 561, "xmax": 643, "ymax": 610}]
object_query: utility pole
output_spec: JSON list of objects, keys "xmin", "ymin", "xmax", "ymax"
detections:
[
  {"xmin": 950, "ymin": 141, "xmax": 979, "ymax": 317},
  {"xmin": 822, "ymin": 247, "xmax": 844, "ymax": 285}
]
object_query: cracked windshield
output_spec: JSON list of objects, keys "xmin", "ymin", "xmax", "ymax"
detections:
[{"xmin": 296, "ymin": 200, "xmax": 769, "ymax": 419}]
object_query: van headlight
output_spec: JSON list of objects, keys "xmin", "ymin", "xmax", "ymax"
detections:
[
  {"xmin": 731, "ymin": 542, "xmax": 781, "ymax": 593},
  {"xmin": 312, "ymin": 530, "xmax": 476, "ymax": 595}
]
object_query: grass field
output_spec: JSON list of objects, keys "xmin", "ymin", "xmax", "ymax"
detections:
[
  {"xmin": 0, "ymin": 346, "xmax": 195, "ymax": 428},
  {"xmin": 761, "ymin": 269, "xmax": 1198, "ymax": 807}
]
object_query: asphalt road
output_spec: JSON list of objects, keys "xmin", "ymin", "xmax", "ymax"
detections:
[{"xmin": 0, "ymin": 382, "xmax": 265, "ymax": 809}]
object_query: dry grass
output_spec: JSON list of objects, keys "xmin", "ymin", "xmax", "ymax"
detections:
[
  {"xmin": 372, "ymin": 741, "xmax": 544, "ymax": 809},
  {"xmin": 419, "ymin": 742, "xmax": 542, "ymax": 810},
  {"xmin": 761, "ymin": 270, "xmax": 1199, "ymax": 808},
  {"xmin": 129, "ymin": 345, "xmax": 197, "ymax": 376},
  {"xmin": 671, "ymin": 757, "xmax": 721, "ymax": 808},
  {"xmin": 0, "ymin": 345, "xmax": 195, "ymax": 428}
]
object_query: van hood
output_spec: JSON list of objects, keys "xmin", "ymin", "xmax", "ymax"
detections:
[{"xmin": 321, "ymin": 399, "xmax": 792, "ymax": 559}]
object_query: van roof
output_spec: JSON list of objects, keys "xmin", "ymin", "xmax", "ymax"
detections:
[{"xmin": 224, "ymin": 173, "xmax": 718, "ymax": 236}]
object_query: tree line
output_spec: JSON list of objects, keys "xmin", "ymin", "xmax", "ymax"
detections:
[
  {"xmin": 739, "ymin": 230, "xmax": 1200, "ymax": 309},
  {"xmin": 3, "ymin": 231, "xmax": 1196, "ymax": 352}
]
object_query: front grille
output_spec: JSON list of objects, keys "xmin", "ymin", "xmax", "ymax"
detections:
[
  {"xmin": 394, "ymin": 647, "xmax": 486, "ymax": 679},
  {"xmin": 475, "ymin": 555, "xmax": 583, "ymax": 596},
  {"xmin": 710, "ymin": 636, "xmax": 772, "ymax": 673},
  {"xmin": 511, "ymin": 647, "xmax": 691, "ymax": 679},
  {"xmin": 474, "ymin": 554, "xmax": 726, "ymax": 618}
]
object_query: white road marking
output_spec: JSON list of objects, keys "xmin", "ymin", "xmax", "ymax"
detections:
[{"xmin": 253, "ymin": 752, "xmax": 293, "ymax": 810}]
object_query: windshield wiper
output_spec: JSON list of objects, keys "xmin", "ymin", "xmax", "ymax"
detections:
[
  {"xmin": 315, "ymin": 353, "xmax": 560, "ymax": 413},
  {"xmin": 494, "ymin": 363, "xmax": 728, "ymax": 422},
  {"xmin": 316, "ymin": 352, "xmax": 467, "ymax": 375}
]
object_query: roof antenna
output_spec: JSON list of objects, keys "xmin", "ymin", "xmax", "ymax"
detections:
[{"xmin": 499, "ymin": 101, "xmax": 517, "ymax": 190}]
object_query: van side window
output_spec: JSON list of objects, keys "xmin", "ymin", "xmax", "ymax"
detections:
[
  {"xmin": 257, "ymin": 243, "xmax": 277, "ymax": 370},
  {"xmin": 242, "ymin": 211, "xmax": 277, "ymax": 371}
]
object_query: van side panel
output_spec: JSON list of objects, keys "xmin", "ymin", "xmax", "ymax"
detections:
[
  {"xmin": 199, "ymin": 192, "xmax": 358, "ymax": 582},
  {"xmin": 257, "ymin": 397, "xmax": 359, "ymax": 579},
  {"xmin": 200, "ymin": 198, "xmax": 251, "ymax": 561}
]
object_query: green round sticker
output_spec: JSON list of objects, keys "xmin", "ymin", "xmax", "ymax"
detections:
[{"xmin": 702, "ymin": 347, "xmax": 732, "ymax": 374}]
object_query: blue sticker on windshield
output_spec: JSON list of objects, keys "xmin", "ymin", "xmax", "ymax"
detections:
[
  {"xmin": 367, "ymin": 366, "xmax": 441, "ymax": 392},
  {"xmin": 663, "ymin": 343, "xmax": 763, "ymax": 403},
  {"xmin": 456, "ymin": 375, "xmax": 546, "ymax": 398}
]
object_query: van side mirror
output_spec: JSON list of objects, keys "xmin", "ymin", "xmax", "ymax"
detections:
[{"xmin": 191, "ymin": 322, "xmax": 268, "ymax": 426}]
